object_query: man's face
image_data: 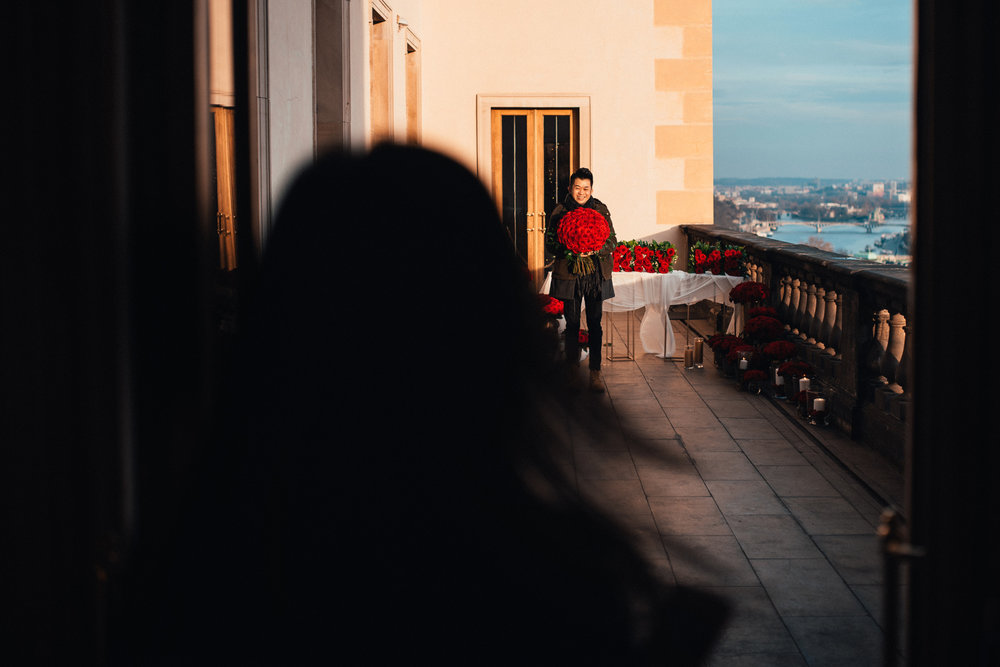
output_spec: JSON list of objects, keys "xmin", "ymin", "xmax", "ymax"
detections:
[{"xmin": 569, "ymin": 177, "xmax": 592, "ymax": 205}]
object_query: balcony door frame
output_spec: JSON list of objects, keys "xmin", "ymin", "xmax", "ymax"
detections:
[{"xmin": 477, "ymin": 95, "xmax": 591, "ymax": 286}]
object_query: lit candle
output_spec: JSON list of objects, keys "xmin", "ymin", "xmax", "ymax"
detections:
[
  {"xmin": 684, "ymin": 348, "xmax": 694, "ymax": 368},
  {"xmin": 693, "ymin": 338, "xmax": 704, "ymax": 363},
  {"xmin": 799, "ymin": 377, "xmax": 810, "ymax": 392},
  {"xmin": 739, "ymin": 358, "xmax": 748, "ymax": 370},
  {"xmin": 775, "ymin": 371, "xmax": 784, "ymax": 386},
  {"xmin": 813, "ymin": 398, "xmax": 826, "ymax": 412}
]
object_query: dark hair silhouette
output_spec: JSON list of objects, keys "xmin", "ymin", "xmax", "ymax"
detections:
[
  {"xmin": 135, "ymin": 144, "xmax": 726, "ymax": 665},
  {"xmin": 570, "ymin": 166, "xmax": 594, "ymax": 186}
]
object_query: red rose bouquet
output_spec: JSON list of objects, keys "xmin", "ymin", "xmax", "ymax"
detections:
[
  {"xmin": 729, "ymin": 281, "xmax": 769, "ymax": 305},
  {"xmin": 538, "ymin": 293, "xmax": 564, "ymax": 317},
  {"xmin": 654, "ymin": 247, "xmax": 676, "ymax": 273},
  {"xmin": 707, "ymin": 248, "xmax": 723, "ymax": 274},
  {"xmin": 613, "ymin": 243, "xmax": 633, "ymax": 272},
  {"xmin": 742, "ymin": 315, "xmax": 785, "ymax": 344},
  {"xmin": 763, "ymin": 340, "xmax": 797, "ymax": 361},
  {"xmin": 555, "ymin": 207, "xmax": 610, "ymax": 275},
  {"xmin": 612, "ymin": 240, "xmax": 677, "ymax": 273},
  {"xmin": 724, "ymin": 247, "xmax": 745, "ymax": 276}
]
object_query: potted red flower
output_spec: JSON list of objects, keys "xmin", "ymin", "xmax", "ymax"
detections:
[{"xmin": 729, "ymin": 281, "xmax": 769, "ymax": 305}]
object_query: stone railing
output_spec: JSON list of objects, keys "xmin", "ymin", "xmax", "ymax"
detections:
[{"xmin": 681, "ymin": 225, "xmax": 910, "ymax": 468}]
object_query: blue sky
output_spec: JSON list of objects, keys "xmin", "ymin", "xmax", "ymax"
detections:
[{"xmin": 713, "ymin": 0, "xmax": 913, "ymax": 181}]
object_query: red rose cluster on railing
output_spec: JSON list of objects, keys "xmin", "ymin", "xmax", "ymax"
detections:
[
  {"xmin": 612, "ymin": 240, "xmax": 677, "ymax": 273},
  {"xmin": 689, "ymin": 241, "xmax": 746, "ymax": 276}
]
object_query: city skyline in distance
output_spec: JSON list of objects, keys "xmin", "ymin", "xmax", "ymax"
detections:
[{"xmin": 713, "ymin": 0, "xmax": 913, "ymax": 182}]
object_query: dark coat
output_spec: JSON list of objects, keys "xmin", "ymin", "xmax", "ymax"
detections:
[{"xmin": 545, "ymin": 194, "xmax": 617, "ymax": 299}]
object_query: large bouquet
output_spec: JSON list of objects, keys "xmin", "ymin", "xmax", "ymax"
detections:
[{"xmin": 555, "ymin": 207, "xmax": 610, "ymax": 275}]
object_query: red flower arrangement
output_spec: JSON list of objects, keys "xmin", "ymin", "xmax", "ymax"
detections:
[
  {"xmin": 613, "ymin": 244, "xmax": 633, "ymax": 272},
  {"xmin": 538, "ymin": 293, "xmax": 564, "ymax": 317},
  {"xmin": 726, "ymin": 343, "xmax": 756, "ymax": 365},
  {"xmin": 724, "ymin": 247, "xmax": 745, "ymax": 276},
  {"xmin": 742, "ymin": 315, "xmax": 785, "ymax": 344},
  {"xmin": 763, "ymin": 340, "xmax": 797, "ymax": 361},
  {"xmin": 747, "ymin": 305, "xmax": 778, "ymax": 319},
  {"xmin": 555, "ymin": 207, "xmax": 610, "ymax": 275},
  {"xmin": 707, "ymin": 334, "xmax": 742, "ymax": 353},
  {"xmin": 778, "ymin": 360, "xmax": 811, "ymax": 379},
  {"xmin": 578, "ymin": 330, "xmax": 590, "ymax": 349},
  {"xmin": 612, "ymin": 240, "xmax": 677, "ymax": 273},
  {"xmin": 707, "ymin": 248, "xmax": 722, "ymax": 274},
  {"xmin": 729, "ymin": 281, "xmax": 769, "ymax": 305}
]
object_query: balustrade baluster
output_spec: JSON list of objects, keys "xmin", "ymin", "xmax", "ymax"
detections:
[
  {"xmin": 830, "ymin": 291, "xmax": 843, "ymax": 357},
  {"xmin": 779, "ymin": 275, "xmax": 792, "ymax": 324},
  {"xmin": 883, "ymin": 313, "xmax": 906, "ymax": 393},
  {"xmin": 811, "ymin": 286, "xmax": 826, "ymax": 347},
  {"xmin": 796, "ymin": 280, "xmax": 812, "ymax": 339},
  {"xmin": 820, "ymin": 289, "xmax": 837, "ymax": 355},
  {"xmin": 789, "ymin": 278, "xmax": 802, "ymax": 335},
  {"xmin": 868, "ymin": 309, "xmax": 891, "ymax": 382}
]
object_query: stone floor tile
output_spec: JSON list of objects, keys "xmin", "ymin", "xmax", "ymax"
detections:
[
  {"xmin": 727, "ymin": 514, "xmax": 821, "ymax": 559},
  {"xmin": 751, "ymin": 558, "xmax": 868, "ymax": 617},
  {"xmin": 637, "ymin": 463, "xmax": 710, "ymax": 497},
  {"xmin": 782, "ymin": 615, "xmax": 883, "ymax": 666},
  {"xmin": 664, "ymin": 405, "xmax": 720, "ymax": 427},
  {"xmin": 720, "ymin": 416, "xmax": 785, "ymax": 439},
  {"xmin": 812, "ymin": 534, "xmax": 883, "ymax": 585},
  {"xmin": 663, "ymin": 535, "xmax": 759, "ymax": 586},
  {"xmin": 705, "ymin": 586, "xmax": 802, "ymax": 658},
  {"xmin": 758, "ymin": 464, "xmax": 841, "ymax": 497},
  {"xmin": 784, "ymin": 496, "xmax": 876, "ymax": 535},
  {"xmin": 690, "ymin": 451, "xmax": 762, "ymax": 481},
  {"xmin": 621, "ymin": 416, "xmax": 677, "ymax": 440},
  {"xmin": 610, "ymin": 397, "xmax": 664, "ymax": 416},
  {"xmin": 677, "ymin": 427, "xmax": 740, "ymax": 452},
  {"xmin": 704, "ymin": 653, "xmax": 807, "ymax": 666},
  {"xmin": 573, "ymin": 449, "xmax": 638, "ymax": 480},
  {"xmin": 648, "ymin": 497, "xmax": 732, "ymax": 536},
  {"xmin": 706, "ymin": 480, "xmax": 789, "ymax": 516},
  {"xmin": 628, "ymin": 437, "xmax": 687, "ymax": 468},
  {"xmin": 577, "ymin": 478, "xmax": 647, "ymax": 515},
  {"xmin": 653, "ymin": 389, "xmax": 706, "ymax": 408},
  {"xmin": 736, "ymin": 439, "xmax": 809, "ymax": 466},
  {"xmin": 705, "ymin": 398, "xmax": 767, "ymax": 418},
  {"xmin": 605, "ymin": 383, "xmax": 655, "ymax": 401}
]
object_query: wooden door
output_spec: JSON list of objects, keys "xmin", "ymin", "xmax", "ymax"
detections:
[
  {"xmin": 490, "ymin": 108, "xmax": 578, "ymax": 288},
  {"xmin": 211, "ymin": 106, "xmax": 238, "ymax": 271}
]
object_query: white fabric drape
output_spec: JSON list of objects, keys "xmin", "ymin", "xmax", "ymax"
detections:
[
  {"xmin": 604, "ymin": 272, "xmax": 745, "ymax": 357},
  {"xmin": 540, "ymin": 272, "xmax": 746, "ymax": 358}
]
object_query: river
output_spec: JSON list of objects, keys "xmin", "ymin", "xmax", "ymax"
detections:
[{"xmin": 765, "ymin": 217, "xmax": 911, "ymax": 258}]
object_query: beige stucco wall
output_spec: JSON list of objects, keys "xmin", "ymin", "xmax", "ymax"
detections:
[
  {"xmin": 267, "ymin": 0, "xmax": 316, "ymax": 210},
  {"xmin": 417, "ymin": 0, "xmax": 713, "ymax": 252}
]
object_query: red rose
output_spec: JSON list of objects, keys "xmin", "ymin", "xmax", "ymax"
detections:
[{"xmin": 556, "ymin": 208, "xmax": 610, "ymax": 254}]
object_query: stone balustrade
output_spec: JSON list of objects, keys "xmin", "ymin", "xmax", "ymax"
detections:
[{"xmin": 681, "ymin": 225, "xmax": 910, "ymax": 468}]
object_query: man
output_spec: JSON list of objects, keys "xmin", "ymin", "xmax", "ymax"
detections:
[{"xmin": 546, "ymin": 167, "xmax": 617, "ymax": 393}]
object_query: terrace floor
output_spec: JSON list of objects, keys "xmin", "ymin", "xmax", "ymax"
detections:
[{"xmin": 567, "ymin": 309, "xmax": 906, "ymax": 666}]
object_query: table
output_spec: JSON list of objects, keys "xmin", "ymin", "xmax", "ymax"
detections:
[
  {"xmin": 540, "ymin": 271, "xmax": 746, "ymax": 359},
  {"xmin": 605, "ymin": 271, "xmax": 745, "ymax": 358}
]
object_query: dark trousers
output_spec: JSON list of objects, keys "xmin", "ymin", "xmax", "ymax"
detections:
[{"xmin": 561, "ymin": 281, "xmax": 603, "ymax": 370}]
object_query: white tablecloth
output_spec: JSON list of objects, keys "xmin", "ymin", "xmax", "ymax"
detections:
[
  {"xmin": 605, "ymin": 272, "xmax": 745, "ymax": 357},
  {"xmin": 540, "ymin": 271, "xmax": 746, "ymax": 358}
]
